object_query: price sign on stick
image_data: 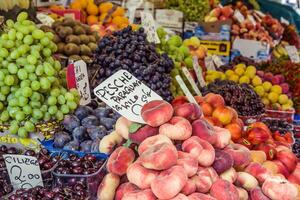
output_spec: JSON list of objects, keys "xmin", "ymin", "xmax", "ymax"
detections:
[
  {"xmin": 182, "ymin": 67, "xmax": 202, "ymax": 96},
  {"xmin": 175, "ymin": 75, "xmax": 198, "ymax": 105},
  {"xmin": 4, "ymin": 154, "xmax": 43, "ymax": 190},
  {"xmin": 141, "ymin": 11, "xmax": 160, "ymax": 44},
  {"xmin": 285, "ymin": 45, "xmax": 300, "ymax": 63},
  {"xmin": 205, "ymin": 56, "xmax": 216, "ymax": 71},
  {"xmin": 126, "ymin": 0, "xmax": 143, "ymax": 23},
  {"xmin": 74, "ymin": 60, "xmax": 91, "ymax": 105},
  {"xmin": 94, "ymin": 70, "xmax": 162, "ymax": 123},
  {"xmin": 234, "ymin": 10, "xmax": 245, "ymax": 23},
  {"xmin": 212, "ymin": 55, "xmax": 224, "ymax": 68},
  {"xmin": 193, "ymin": 56, "xmax": 206, "ymax": 88}
]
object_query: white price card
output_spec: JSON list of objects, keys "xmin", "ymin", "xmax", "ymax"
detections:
[
  {"xmin": 182, "ymin": 67, "xmax": 202, "ymax": 96},
  {"xmin": 74, "ymin": 60, "xmax": 91, "ymax": 105},
  {"xmin": 3, "ymin": 154, "xmax": 43, "ymax": 190},
  {"xmin": 285, "ymin": 45, "xmax": 300, "ymax": 63},
  {"xmin": 193, "ymin": 56, "xmax": 206, "ymax": 88},
  {"xmin": 212, "ymin": 55, "xmax": 224, "ymax": 68},
  {"xmin": 94, "ymin": 70, "xmax": 162, "ymax": 123},
  {"xmin": 141, "ymin": 11, "xmax": 160, "ymax": 44},
  {"xmin": 247, "ymin": 15, "xmax": 256, "ymax": 26},
  {"xmin": 205, "ymin": 56, "xmax": 216, "ymax": 71},
  {"xmin": 175, "ymin": 75, "xmax": 198, "ymax": 105},
  {"xmin": 234, "ymin": 10, "xmax": 245, "ymax": 23},
  {"xmin": 126, "ymin": 0, "xmax": 143, "ymax": 23}
]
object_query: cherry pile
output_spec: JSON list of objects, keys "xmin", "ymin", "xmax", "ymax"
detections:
[
  {"xmin": 90, "ymin": 26, "xmax": 174, "ymax": 102},
  {"xmin": 8, "ymin": 183, "xmax": 88, "ymax": 200},
  {"xmin": 262, "ymin": 118, "xmax": 294, "ymax": 135}
]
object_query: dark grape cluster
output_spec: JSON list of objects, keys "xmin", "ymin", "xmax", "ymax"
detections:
[
  {"xmin": 8, "ymin": 183, "xmax": 88, "ymax": 200},
  {"xmin": 262, "ymin": 118, "xmax": 294, "ymax": 135},
  {"xmin": 292, "ymin": 139, "xmax": 300, "ymax": 158},
  {"xmin": 201, "ymin": 79, "xmax": 265, "ymax": 116},
  {"xmin": 90, "ymin": 26, "xmax": 174, "ymax": 102}
]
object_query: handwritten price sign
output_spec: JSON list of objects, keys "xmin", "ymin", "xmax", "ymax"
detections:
[
  {"xmin": 3, "ymin": 154, "xmax": 43, "ymax": 190},
  {"xmin": 94, "ymin": 70, "xmax": 162, "ymax": 123},
  {"xmin": 74, "ymin": 60, "xmax": 91, "ymax": 105},
  {"xmin": 141, "ymin": 11, "xmax": 160, "ymax": 44}
]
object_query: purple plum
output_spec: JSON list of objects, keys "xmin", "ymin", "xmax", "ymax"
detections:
[
  {"xmin": 80, "ymin": 140, "xmax": 93, "ymax": 153},
  {"xmin": 53, "ymin": 131, "xmax": 71, "ymax": 148},
  {"xmin": 81, "ymin": 116, "xmax": 100, "ymax": 128},
  {"xmin": 99, "ymin": 117, "xmax": 115, "ymax": 130},
  {"xmin": 63, "ymin": 115, "xmax": 80, "ymax": 132},
  {"xmin": 72, "ymin": 126, "xmax": 87, "ymax": 142},
  {"xmin": 63, "ymin": 141, "xmax": 79, "ymax": 151},
  {"xmin": 86, "ymin": 125, "xmax": 106, "ymax": 140},
  {"xmin": 75, "ymin": 106, "xmax": 94, "ymax": 120}
]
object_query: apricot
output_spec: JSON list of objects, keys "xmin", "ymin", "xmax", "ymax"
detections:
[
  {"xmin": 225, "ymin": 123, "xmax": 242, "ymax": 142},
  {"xmin": 250, "ymin": 150, "xmax": 267, "ymax": 164},
  {"xmin": 200, "ymin": 102, "xmax": 213, "ymax": 116},
  {"xmin": 212, "ymin": 106, "xmax": 234, "ymax": 125},
  {"xmin": 204, "ymin": 93, "xmax": 225, "ymax": 109}
]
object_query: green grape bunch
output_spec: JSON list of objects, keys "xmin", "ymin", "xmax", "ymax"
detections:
[{"xmin": 0, "ymin": 12, "xmax": 80, "ymax": 138}]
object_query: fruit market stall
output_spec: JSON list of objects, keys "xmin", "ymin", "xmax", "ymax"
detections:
[{"xmin": 0, "ymin": 0, "xmax": 299, "ymax": 199}]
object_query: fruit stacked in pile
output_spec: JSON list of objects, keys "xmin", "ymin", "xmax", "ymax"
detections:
[
  {"xmin": 91, "ymin": 27, "xmax": 174, "ymax": 102},
  {"xmin": 201, "ymin": 79, "xmax": 265, "ymax": 116},
  {"xmin": 97, "ymin": 99, "xmax": 300, "ymax": 200},
  {"xmin": 204, "ymin": 5, "xmax": 234, "ymax": 22},
  {"xmin": 53, "ymin": 103, "xmax": 120, "ymax": 153},
  {"xmin": 0, "ymin": 12, "xmax": 80, "ymax": 138},
  {"xmin": 45, "ymin": 18, "xmax": 99, "ymax": 63},
  {"xmin": 70, "ymin": 0, "xmax": 129, "ymax": 28},
  {"xmin": 205, "ymin": 64, "xmax": 294, "ymax": 111},
  {"xmin": 219, "ymin": 56, "xmax": 257, "ymax": 72},
  {"xmin": 156, "ymin": 28, "xmax": 195, "ymax": 97}
]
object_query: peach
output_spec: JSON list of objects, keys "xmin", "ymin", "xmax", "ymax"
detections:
[
  {"xmin": 246, "ymin": 127, "xmax": 270, "ymax": 145},
  {"xmin": 188, "ymin": 193, "xmax": 217, "ymax": 200},
  {"xmin": 129, "ymin": 125, "xmax": 159, "ymax": 144},
  {"xmin": 212, "ymin": 106, "xmax": 234, "ymax": 125},
  {"xmin": 273, "ymin": 160, "xmax": 290, "ymax": 178},
  {"xmin": 200, "ymin": 102, "xmax": 213, "ymax": 116},
  {"xmin": 191, "ymin": 167, "xmax": 219, "ymax": 193},
  {"xmin": 107, "ymin": 146, "xmax": 135, "ymax": 176},
  {"xmin": 127, "ymin": 161, "xmax": 159, "ymax": 189},
  {"xmin": 228, "ymin": 107, "xmax": 238, "ymax": 121},
  {"xmin": 141, "ymin": 100, "xmax": 174, "ymax": 127},
  {"xmin": 288, "ymin": 163, "xmax": 300, "ymax": 184},
  {"xmin": 151, "ymin": 165, "xmax": 188, "ymax": 199},
  {"xmin": 213, "ymin": 126, "xmax": 231, "ymax": 149},
  {"xmin": 115, "ymin": 183, "xmax": 139, "ymax": 200},
  {"xmin": 168, "ymin": 193, "xmax": 189, "ymax": 200},
  {"xmin": 138, "ymin": 135, "xmax": 173, "ymax": 155},
  {"xmin": 97, "ymin": 173, "xmax": 120, "ymax": 200},
  {"xmin": 204, "ymin": 116, "xmax": 223, "ymax": 127},
  {"xmin": 99, "ymin": 131, "xmax": 123, "ymax": 154},
  {"xmin": 224, "ymin": 144, "xmax": 251, "ymax": 170},
  {"xmin": 174, "ymin": 103, "xmax": 202, "ymax": 121},
  {"xmin": 210, "ymin": 179, "xmax": 239, "ymax": 200},
  {"xmin": 182, "ymin": 136, "xmax": 215, "ymax": 167},
  {"xmin": 177, "ymin": 151, "xmax": 198, "ymax": 177},
  {"xmin": 256, "ymin": 143, "xmax": 277, "ymax": 160},
  {"xmin": 262, "ymin": 161, "xmax": 279, "ymax": 175},
  {"xmin": 248, "ymin": 122, "xmax": 272, "ymax": 136},
  {"xmin": 192, "ymin": 119, "xmax": 217, "ymax": 145},
  {"xmin": 122, "ymin": 189, "xmax": 157, "ymax": 200},
  {"xmin": 140, "ymin": 142, "xmax": 178, "ymax": 170},
  {"xmin": 181, "ymin": 179, "xmax": 197, "ymax": 196},
  {"xmin": 194, "ymin": 96, "xmax": 204, "ymax": 104},
  {"xmin": 245, "ymin": 162, "xmax": 271, "ymax": 184},
  {"xmin": 262, "ymin": 176, "xmax": 299, "ymax": 200},
  {"xmin": 115, "ymin": 116, "xmax": 132, "ymax": 139},
  {"xmin": 236, "ymin": 187, "xmax": 248, "ymax": 200},
  {"xmin": 225, "ymin": 123, "xmax": 242, "ymax": 142},
  {"xmin": 204, "ymin": 93, "xmax": 225, "ymax": 109},
  {"xmin": 172, "ymin": 96, "xmax": 188, "ymax": 108},
  {"xmin": 249, "ymin": 187, "xmax": 270, "ymax": 200},
  {"xmin": 232, "ymin": 118, "xmax": 244, "ymax": 130},
  {"xmin": 276, "ymin": 150, "xmax": 297, "ymax": 172},
  {"xmin": 235, "ymin": 172, "xmax": 258, "ymax": 191},
  {"xmin": 212, "ymin": 149, "xmax": 234, "ymax": 174},
  {"xmin": 159, "ymin": 116, "xmax": 192, "ymax": 141},
  {"xmin": 250, "ymin": 150, "xmax": 267, "ymax": 164},
  {"xmin": 220, "ymin": 167, "xmax": 237, "ymax": 183}
]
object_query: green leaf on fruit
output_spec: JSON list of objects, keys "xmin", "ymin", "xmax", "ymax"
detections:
[
  {"xmin": 129, "ymin": 123, "xmax": 143, "ymax": 134},
  {"xmin": 123, "ymin": 139, "xmax": 132, "ymax": 147}
]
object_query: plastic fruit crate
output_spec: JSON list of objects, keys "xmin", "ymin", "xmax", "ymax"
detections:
[
  {"xmin": 264, "ymin": 109, "xmax": 295, "ymax": 122},
  {"xmin": 52, "ymin": 160, "xmax": 107, "ymax": 200}
]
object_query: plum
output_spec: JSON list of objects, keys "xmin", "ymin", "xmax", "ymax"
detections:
[
  {"xmin": 63, "ymin": 115, "xmax": 80, "ymax": 132},
  {"xmin": 81, "ymin": 115, "xmax": 100, "ymax": 128},
  {"xmin": 72, "ymin": 126, "xmax": 87, "ymax": 142},
  {"xmin": 80, "ymin": 140, "xmax": 93, "ymax": 152},
  {"xmin": 53, "ymin": 131, "xmax": 72, "ymax": 148},
  {"xmin": 86, "ymin": 125, "xmax": 106, "ymax": 140},
  {"xmin": 94, "ymin": 107, "xmax": 110, "ymax": 119},
  {"xmin": 63, "ymin": 141, "xmax": 79, "ymax": 151},
  {"xmin": 75, "ymin": 106, "xmax": 94, "ymax": 120},
  {"xmin": 99, "ymin": 117, "xmax": 115, "ymax": 130},
  {"xmin": 91, "ymin": 138, "xmax": 100, "ymax": 153}
]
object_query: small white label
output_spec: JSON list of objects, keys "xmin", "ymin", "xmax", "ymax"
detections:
[
  {"xmin": 94, "ymin": 70, "xmax": 162, "ymax": 123},
  {"xmin": 281, "ymin": 17, "xmax": 290, "ymax": 25},
  {"xmin": 212, "ymin": 55, "xmax": 224, "ymax": 68},
  {"xmin": 182, "ymin": 67, "xmax": 202, "ymax": 96},
  {"xmin": 248, "ymin": 15, "xmax": 256, "ymax": 26},
  {"xmin": 175, "ymin": 75, "xmax": 198, "ymax": 104},
  {"xmin": 193, "ymin": 56, "xmax": 206, "ymax": 88},
  {"xmin": 4, "ymin": 154, "xmax": 43, "ymax": 190},
  {"xmin": 234, "ymin": 10, "xmax": 245, "ymax": 23},
  {"xmin": 126, "ymin": 0, "xmax": 143, "ymax": 23},
  {"xmin": 74, "ymin": 60, "xmax": 91, "ymax": 105},
  {"xmin": 205, "ymin": 56, "xmax": 216, "ymax": 71},
  {"xmin": 141, "ymin": 11, "xmax": 160, "ymax": 44},
  {"xmin": 285, "ymin": 45, "xmax": 300, "ymax": 63}
]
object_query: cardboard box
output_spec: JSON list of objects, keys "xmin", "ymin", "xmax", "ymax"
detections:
[
  {"xmin": 195, "ymin": 20, "xmax": 232, "ymax": 41},
  {"xmin": 155, "ymin": 9, "xmax": 183, "ymax": 34}
]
